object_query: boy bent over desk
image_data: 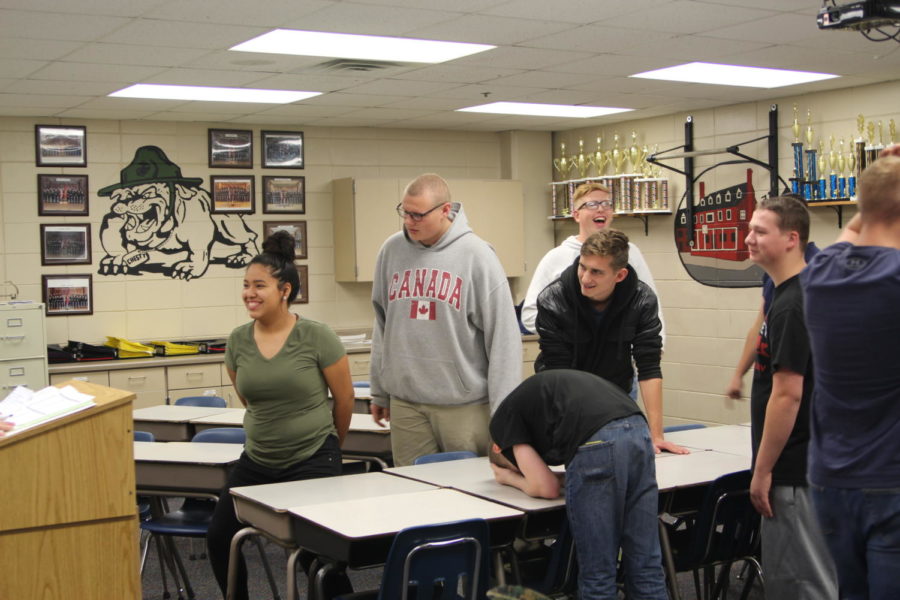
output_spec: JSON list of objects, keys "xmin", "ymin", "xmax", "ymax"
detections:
[{"xmin": 489, "ymin": 369, "xmax": 667, "ymax": 600}]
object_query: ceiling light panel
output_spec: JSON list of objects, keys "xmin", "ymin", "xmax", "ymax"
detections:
[
  {"xmin": 230, "ymin": 29, "xmax": 495, "ymax": 63},
  {"xmin": 630, "ymin": 62, "xmax": 838, "ymax": 88},
  {"xmin": 109, "ymin": 84, "xmax": 320, "ymax": 103},
  {"xmin": 457, "ymin": 101, "xmax": 632, "ymax": 118}
]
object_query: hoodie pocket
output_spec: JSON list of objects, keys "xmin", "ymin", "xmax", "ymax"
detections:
[{"xmin": 381, "ymin": 354, "xmax": 471, "ymax": 403}]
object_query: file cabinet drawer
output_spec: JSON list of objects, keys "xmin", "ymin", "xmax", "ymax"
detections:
[
  {"xmin": 168, "ymin": 364, "xmax": 221, "ymax": 390},
  {"xmin": 0, "ymin": 310, "xmax": 46, "ymax": 360},
  {"xmin": 348, "ymin": 353, "xmax": 371, "ymax": 378},
  {"xmin": 0, "ymin": 358, "xmax": 48, "ymax": 392},
  {"xmin": 50, "ymin": 370, "xmax": 110, "ymax": 387}
]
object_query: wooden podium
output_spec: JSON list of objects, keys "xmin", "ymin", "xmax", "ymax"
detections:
[{"xmin": 0, "ymin": 380, "xmax": 140, "ymax": 600}]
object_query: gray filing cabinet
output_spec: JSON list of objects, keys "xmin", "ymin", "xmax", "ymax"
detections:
[{"xmin": 0, "ymin": 302, "xmax": 49, "ymax": 393}]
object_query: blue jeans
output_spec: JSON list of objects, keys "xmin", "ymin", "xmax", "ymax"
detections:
[
  {"xmin": 565, "ymin": 414, "xmax": 667, "ymax": 600},
  {"xmin": 810, "ymin": 483, "xmax": 900, "ymax": 600}
]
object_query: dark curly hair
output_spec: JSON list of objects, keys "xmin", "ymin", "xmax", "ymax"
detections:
[{"xmin": 249, "ymin": 230, "xmax": 300, "ymax": 303}]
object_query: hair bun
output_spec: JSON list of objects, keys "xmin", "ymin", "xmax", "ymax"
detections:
[{"xmin": 262, "ymin": 230, "xmax": 296, "ymax": 262}]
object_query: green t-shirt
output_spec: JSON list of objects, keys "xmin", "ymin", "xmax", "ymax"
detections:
[{"xmin": 225, "ymin": 317, "xmax": 345, "ymax": 469}]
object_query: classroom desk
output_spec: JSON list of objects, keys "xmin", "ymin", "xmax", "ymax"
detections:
[
  {"xmin": 189, "ymin": 409, "xmax": 393, "ymax": 468},
  {"xmin": 386, "ymin": 457, "xmax": 566, "ymax": 540},
  {"xmin": 654, "ymin": 448, "xmax": 751, "ymax": 490},
  {"xmin": 289, "ymin": 489, "xmax": 523, "ymax": 600},
  {"xmin": 227, "ymin": 473, "xmax": 521, "ymax": 600},
  {"xmin": 663, "ymin": 424, "xmax": 753, "ymax": 458},
  {"xmin": 134, "ymin": 440, "xmax": 242, "ymax": 495},
  {"xmin": 134, "ymin": 405, "xmax": 231, "ymax": 441}
]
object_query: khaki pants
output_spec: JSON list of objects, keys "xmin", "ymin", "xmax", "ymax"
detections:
[{"xmin": 388, "ymin": 397, "xmax": 491, "ymax": 467}]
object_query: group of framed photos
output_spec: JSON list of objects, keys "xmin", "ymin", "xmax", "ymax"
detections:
[
  {"xmin": 208, "ymin": 129, "xmax": 304, "ymax": 170},
  {"xmin": 209, "ymin": 174, "xmax": 305, "ymax": 215},
  {"xmin": 33, "ymin": 125, "xmax": 312, "ymax": 314}
]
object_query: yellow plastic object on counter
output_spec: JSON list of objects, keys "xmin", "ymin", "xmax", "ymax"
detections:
[
  {"xmin": 149, "ymin": 341, "xmax": 200, "ymax": 356},
  {"xmin": 104, "ymin": 336, "xmax": 155, "ymax": 358}
]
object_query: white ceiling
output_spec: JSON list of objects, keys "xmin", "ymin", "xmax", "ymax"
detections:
[{"xmin": 0, "ymin": 0, "xmax": 897, "ymax": 131}]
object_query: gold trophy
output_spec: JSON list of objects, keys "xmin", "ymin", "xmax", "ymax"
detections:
[
  {"xmin": 828, "ymin": 135, "xmax": 839, "ymax": 199},
  {"xmin": 866, "ymin": 121, "xmax": 878, "ymax": 166},
  {"xmin": 611, "ymin": 133, "xmax": 627, "ymax": 175},
  {"xmin": 553, "ymin": 142, "xmax": 572, "ymax": 181},
  {"xmin": 848, "ymin": 146, "xmax": 858, "ymax": 199},
  {"xmin": 890, "ymin": 118, "xmax": 896, "ymax": 145},
  {"xmin": 628, "ymin": 131, "xmax": 640, "ymax": 174},
  {"xmin": 574, "ymin": 139, "xmax": 591, "ymax": 179},
  {"xmin": 837, "ymin": 138, "xmax": 848, "ymax": 199},
  {"xmin": 804, "ymin": 113, "xmax": 817, "ymax": 200},
  {"xmin": 817, "ymin": 140, "xmax": 828, "ymax": 200},
  {"xmin": 790, "ymin": 104, "xmax": 803, "ymax": 194},
  {"xmin": 590, "ymin": 136, "xmax": 607, "ymax": 176},
  {"xmin": 855, "ymin": 113, "xmax": 867, "ymax": 175}
]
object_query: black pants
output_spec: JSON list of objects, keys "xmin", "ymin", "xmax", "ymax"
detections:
[{"xmin": 206, "ymin": 435, "xmax": 342, "ymax": 600}]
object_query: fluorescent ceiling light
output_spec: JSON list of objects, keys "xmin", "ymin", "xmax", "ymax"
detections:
[
  {"xmin": 630, "ymin": 62, "xmax": 838, "ymax": 88},
  {"xmin": 109, "ymin": 84, "xmax": 320, "ymax": 103},
  {"xmin": 230, "ymin": 29, "xmax": 494, "ymax": 63},
  {"xmin": 457, "ymin": 102, "xmax": 633, "ymax": 118}
]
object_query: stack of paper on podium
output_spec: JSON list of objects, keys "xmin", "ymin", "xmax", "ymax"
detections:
[{"xmin": 0, "ymin": 384, "xmax": 95, "ymax": 435}]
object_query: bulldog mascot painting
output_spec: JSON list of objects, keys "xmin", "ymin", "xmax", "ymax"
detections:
[{"xmin": 97, "ymin": 146, "xmax": 258, "ymax": 280}]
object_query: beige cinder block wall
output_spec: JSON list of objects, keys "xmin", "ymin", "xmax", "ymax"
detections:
[
  {"xmin": 0, "ymin": 119, "xmax": 552, "ymax": 344},
  {"xmin": 551, "ymin": 79, "xmax": 899, "ymax": 426}
]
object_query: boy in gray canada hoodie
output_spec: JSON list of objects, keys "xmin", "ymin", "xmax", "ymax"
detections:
[{"xmin": 369, "ymin": 173, "xmax": 522, "ymax": 466}]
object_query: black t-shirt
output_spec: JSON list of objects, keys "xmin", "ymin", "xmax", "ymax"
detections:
[
  {"xmin": 489, "ymin": 369, "xmax": 642, "ymax": 467},
  {"xmin": 750, "ymin": 274, "xmax": 812, "ymax": 486}
]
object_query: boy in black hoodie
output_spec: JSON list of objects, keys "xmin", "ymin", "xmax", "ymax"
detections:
[{"xmin": 535, "ymin": 229, "xmax": 685, "ymax": 454}]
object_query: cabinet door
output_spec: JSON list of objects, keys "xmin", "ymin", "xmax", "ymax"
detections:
[
  {"xmin": 109, "ymin": 367, "xmax": 166, "ymax": 409},
  {"xmin": 50, "ymin": 371, "xmax": 110, "ymax": 387},
  {"xmin": 167, "ymin": 364, "xmax": 221, "ymax": 391},
  {"xmin": 333, "ymin": 178, "xmax": 402, "ymax": 282},
  {"xmin": 347, "ymin": 352, "xmax": 371, "ymax": 383},
  {"xmin": 449, "ymin": 179, "xmax": 525, "ymax": 277}
]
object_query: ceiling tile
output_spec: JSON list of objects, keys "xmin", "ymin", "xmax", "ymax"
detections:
[
  {"xmin": 276, "ymin": 2, "xmax": 461, "ymax": 36},
  {"xmin": 99, "ymin": 18, "xmax": 264, "ymax": 49},
  {"xmin": 0, "ymin": 9, "xmax": 130, "ymax": 42}
]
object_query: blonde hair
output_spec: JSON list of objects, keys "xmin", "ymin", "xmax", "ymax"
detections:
[
  {"xmin": 572, "ymin": 182, "xmax": 611, "ymax": 208},
  {"xmin": 404, "ymin": 173, "xmax": 451, "ymax": 207}
]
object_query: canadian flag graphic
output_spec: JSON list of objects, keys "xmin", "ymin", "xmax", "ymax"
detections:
[{"xmin": 409, "ymin": 300, "xmax": 436, "ymax": 320}]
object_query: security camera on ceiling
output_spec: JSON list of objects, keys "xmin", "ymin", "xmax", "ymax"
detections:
[{"xmin": 817, "ymin": 1, "xmax": 900, "ymax": 41}]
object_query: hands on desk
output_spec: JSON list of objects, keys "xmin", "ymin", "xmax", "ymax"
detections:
[
  {"xmin": 370, "ymin": 403, "xmax": 390, "ymax": 428},
  {"xmin": 0, "ymin": 420, "xmax": 14, "ymax": 437},
  {"xmin": 654, "ymin": 439, "xmax": 690, "ymax": 455}
]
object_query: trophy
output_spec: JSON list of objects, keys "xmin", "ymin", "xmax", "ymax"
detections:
[
  {"xmin": 866, "ymin": 121, "xmax": 878, "ymax": 167},
  {"xmin": 816, "ymin": 140, "xmax": 828, "ymax": 201},
  {"xmin": 890, "ymin": 118, "xmax": 897, "ymax": 145},
  {"xmin": 610, "ymin": 133, "xmax": 627, "ymax": 175},
  {"xmin": 804, "ymin": 114, "xmax": 817, "ymax": 201},
  {"xmin": 855, "ymin": 114, "xmax": 867, "ymax": 176},
  {"xmin": 628, "ymin": 131, "xmax": 640, "ymax": 174},
  {"xmin": 848, "ymin": 149, "xmax": 857, "ymax": 199},
  {"xmin": 553, "ymin": 142, "xmax": 573, "ymax": 181},
  {"xmin": 574, "ymin": 139, "xmax": 591, "ymax": 178},
  {"xmin": 838, "ymin": 138, "xmax": 847, "ymax": 199},
  {"xmin": 790, "ymin": 104, "xmax": 804, "ymax": 194},
  {"xmin": 590, "ymin": 136, "xmax": 608, "ymax": 176},
  {"xmin": 828, "ymin": 136, "xmax": 839, "ymax": 199}
]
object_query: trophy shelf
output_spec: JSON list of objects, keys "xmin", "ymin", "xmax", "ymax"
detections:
[{"xmin": 806, "ymin": 198, "xmax": 857, "ymax": 228}]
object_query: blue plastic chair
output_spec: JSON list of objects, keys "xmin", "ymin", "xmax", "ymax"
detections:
[
  {"xmin": 336, "ymin": 518, "xmax": 491, "ymax": 600},
  {"xmin": 139, "ymin": 427, "xmax": 279, "ymax": 599},
  {"xmin": 413, "ymin": 450, "xmax": 478, "ymax": 465},
  {"xmin": 353, "ymin": 381, "xmax": 370, "ymax": 388},
  {"xmin": 664, "ymin": 423, "xmax": 707, "ymax": 433},
  {"xmin": 134, "ymin": 431, "xmax": 155, "ymax": 522},
  {"xmin": 174, "ymin": 395, "xmax": 227, "ymax": 408}
]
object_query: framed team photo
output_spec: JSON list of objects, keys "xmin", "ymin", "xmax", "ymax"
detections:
[
  {"xmin": 293, "ymin": 264, "xmax": 309, "ymax": 304},
  {"xmin": 37, "ymin": 174, "xmax": 89, "ymax": 216},
  {"xmin": 262, "ymin": 130, "xmax": 304, "ymax": 169},
  {"xmin": 262, "ymin": 176, "xmax": 305, "ymax": 214},
  {"xmin": 35, "ymin": 124, "xmax": 87, "ymax": 167},
  {"xmin": 40, "ymin": 224, "xmax": 91, "ymax": 265},
  {"xmin": 210, "ymin": 176, "xmax": 255, "ymax": 214},
  {"xmin": 264, "ymin": 220, "xmax": 307, "ymax": 259},
  {"xmin": 42, "ymin": 274, "xmax": 93, "ymax": 316},
  {"xmin": 209, "ymin": 128, "xmax": 253, "ymax": 168}
]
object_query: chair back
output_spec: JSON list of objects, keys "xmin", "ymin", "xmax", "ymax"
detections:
[
  {"xmin": 134, "ymin": 430, "xmax": 155, "ymax": 442},
  {"xmin": 413, "ymin": 450, "xmax": 478, "ymax": 465},
  {"xmin": 379, "ymin": 518, "xmax": 490, "ymax": 600},
  {"xmin": 174, "ymin": 395, "xmax": 226, "ymax": 408},
  {"xmin": 664, "ymin": 423, "xmax": 706, "ymax": 433},
  {"xmin": 687, "ymin": 470, "xmax": 760, "ymax": 567},
  {"xmin": 191, "ymin": 427, "xmax": 246, "ymax": 444}
]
